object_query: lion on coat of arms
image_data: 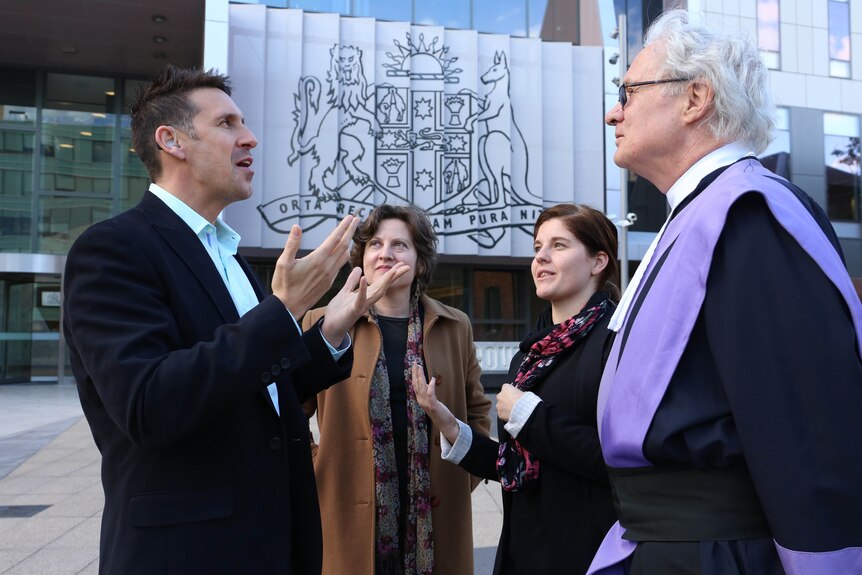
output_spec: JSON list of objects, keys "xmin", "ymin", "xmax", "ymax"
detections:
[{"xmin": 287, "ymin": 44, "xmax": 380, "ymax": 201}]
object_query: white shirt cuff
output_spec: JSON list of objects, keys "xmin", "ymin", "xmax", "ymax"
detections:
[
  {"xmin": 503, "ymin": 391, "xmax": 542, "ymax": 438},
  {"xmin": 440, "ymin": 419, "xmax": 473, "ymax": 464},
  {"xmin": 321, "ymin": 331, "xmax": 351, "ymax": 361},
  {"xmin": 288, "ymin": 307, "xmax": 351, "ymax": 360}
]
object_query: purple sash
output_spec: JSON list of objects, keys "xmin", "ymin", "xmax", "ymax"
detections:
[{"xmin": 588, "ymin": 159, "xmax": 862, "ymax": 575}]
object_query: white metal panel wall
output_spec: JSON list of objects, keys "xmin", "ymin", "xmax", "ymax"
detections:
[{"xmin": 225, "ymin": 4, "xmax": 606, "ymax": 257}]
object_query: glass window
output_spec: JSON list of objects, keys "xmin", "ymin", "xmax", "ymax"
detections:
[
  {"xmin": 529, "ymin": 0, "xmax": 550, "ymax": 38},
  {"xmin": 473, "ymin": 0, "xmax": 527, "ymax": 36},
  {"xmin": 38, "ymin": 196, "xmax": 112, "ymax": 254},
  {"xmin": 426, "ymin": 264, "xmax": 467, "ymax": 311},
  {"xmin": 0, "ymin": 67, "xmax": 37, "ymax": 253},
  {"xmin": 757, "ymin": 0, "xmax": 780, "ymax": 69},
  {"xmin": 829, "ymin": 0, "xmax": 851, "ymax": 78},
  {"xmin": 415, "ymin": 0, "xmax": 469, "ymax": 29},
  {"xmin": 354, "ymin": 0, "xmax": 410, "ymax": 22},
  {"xmin": 41, "ymin": 74, "xmax": 116, "ymax": 196},
  {"xmin": 760, "ymin": 107, "xmax": 791, "ymax": 177},
  {"xmin": 288, "ymin": 0, "xmax": 350, "ymax": 13},
  {"xmin": 0, "ymin": 68, "xmax": 37, "ymax": 125},
  {"xmin": 121, "ymin": 79, "xmax": 150, "ymax": 212},
  {"xmin": 471, "ymin": 270, "xmax": 526, "ymax": 341},
  {"xmin": 824, "ymin": 112, "xmax": 861, "ymax": 221},
  {"xmin": 618, "ymin": 0, "xmax": 645, "ymax": 68}
]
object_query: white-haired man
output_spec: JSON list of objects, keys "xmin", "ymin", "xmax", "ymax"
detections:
[{"xmin": 591, "ymin": 10, "xmax": 862, "ymax": 575}]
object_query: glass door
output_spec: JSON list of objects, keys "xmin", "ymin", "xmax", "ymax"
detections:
[{"xmin": 0, "ymin": 273, "xmax": 62, "ymax": 383}]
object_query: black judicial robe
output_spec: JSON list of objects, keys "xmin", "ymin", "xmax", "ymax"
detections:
[{"xmin": 595, "ymin": 163, "xmax": 862, "ymax": 575}]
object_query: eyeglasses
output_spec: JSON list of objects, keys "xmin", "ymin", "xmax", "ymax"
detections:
[{"xmin": 618, "ymin": 78, "xmax": 690, "ymax": 110}]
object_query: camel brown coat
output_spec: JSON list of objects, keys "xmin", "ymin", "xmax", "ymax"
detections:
[{"xmin": 303, "ymin": 295, "xmax": 491, "ymax": 575}]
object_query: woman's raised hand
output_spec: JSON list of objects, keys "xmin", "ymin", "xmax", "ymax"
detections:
[{"xmin": 411, "ymin": 363, "xmax": 461, "ymax": 444}]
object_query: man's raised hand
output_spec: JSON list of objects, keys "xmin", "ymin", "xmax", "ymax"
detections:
[
  {"xmin": 272, "ymin": 215, "xmax": 359, "ymax": 319},
  {"xmin": 320, "ymin": 262, "xmax": 410, "ymax": 345}
]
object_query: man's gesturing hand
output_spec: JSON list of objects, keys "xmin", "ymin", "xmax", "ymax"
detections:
[
  {"xmin": 320, "ymin": 262, "xmax": 411, "ymax": 345},
  {"xmin": 272, "ymin": 215, "xmax": 359, "ymax": 319}
]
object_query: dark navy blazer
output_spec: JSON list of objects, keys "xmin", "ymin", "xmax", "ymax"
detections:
[{"xmin": 63, "ymin": 192, "xmax": 352, "ymax": 574}]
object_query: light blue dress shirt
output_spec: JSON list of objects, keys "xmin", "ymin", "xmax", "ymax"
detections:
[{"xmin": 148, "ymin": 183, "xmax": 348, "ymax": 414}]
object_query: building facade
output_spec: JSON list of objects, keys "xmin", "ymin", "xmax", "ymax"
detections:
[{"xmin": 0, "ymin": 0, "xmax": 860, "ymax": 384}]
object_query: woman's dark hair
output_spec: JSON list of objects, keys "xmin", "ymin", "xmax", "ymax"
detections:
[
  {"xmin": 534, "ymin": 204, "xmax": 621, "ymax": 302},
  {"xmin": 350, "ymin": 204, "xmax": 438, "ymax": 295}
]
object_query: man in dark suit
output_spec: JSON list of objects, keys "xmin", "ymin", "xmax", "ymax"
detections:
[{"xmin": 62, "ymin": 65, "xmax": 408, "ymax": 574}]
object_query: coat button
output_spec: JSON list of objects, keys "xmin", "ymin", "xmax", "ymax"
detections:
[
  {"xmin": 271, "ymin": 363, "xmax": 282, "ymax": 377},
  {"xmin": 269, "ymin": 437, "xmax": 283, "ymax": 450},
  {"xmin": 260, "ymin": 371, "xmax": 272, "ymax": 383},
  {"xmin": 280, "ymin": 357, "xmax": 291, "ymax": 370}
]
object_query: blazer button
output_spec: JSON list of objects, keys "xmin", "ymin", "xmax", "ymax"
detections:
[
  {"xmin": 271, "ymin": 363, "xmax": 282, "ymax": 377},
  {"xmin": 280, "ymin": 357, "xmax": 291, "ymax": 370},
  {"xmin": 260, "ymin": 372, "xmax": 272, "ymax": 383},
  {"xmin": 269, "ymin": 437, "xmax": 283, "ymax": 450}
]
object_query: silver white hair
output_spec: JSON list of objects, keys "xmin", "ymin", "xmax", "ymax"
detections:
[{"xmin": 644, "ymin": 10, "xmax": 775, "ymax": 154}]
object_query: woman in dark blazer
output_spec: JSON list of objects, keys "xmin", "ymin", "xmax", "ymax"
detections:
[{"xmin": 413, "ymin": 204, "xmax": 620, "ymax": 575}]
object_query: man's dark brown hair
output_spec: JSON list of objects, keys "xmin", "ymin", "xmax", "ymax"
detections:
[{"xmin": 130, "ymin": 64, "xmax": 231, "ymax": 180}]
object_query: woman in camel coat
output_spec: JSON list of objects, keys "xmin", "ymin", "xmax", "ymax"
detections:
[{"xmin": 303, "ymin": 204, "xmax": 491, "ymax": 575}]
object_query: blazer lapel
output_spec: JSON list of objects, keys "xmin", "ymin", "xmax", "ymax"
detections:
[
  {"xmin": 139, "ymin": 192, "xmax": 240, "ymax": 324},
  {"xmin": 139, "ymin": 192, "xmax": 281, "ymax": 416}
]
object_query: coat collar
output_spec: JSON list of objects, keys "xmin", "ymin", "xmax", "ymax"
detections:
[{"xmin": 361, "ymin": 293, "xmax": 459, "ymax": 324}]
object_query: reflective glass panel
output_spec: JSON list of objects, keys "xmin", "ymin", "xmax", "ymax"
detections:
[
  {"xmin": 823, "ymin": 112, "xmax": 861, "ymax": 221},
  {"xmin": 0, "ymin": 67, "xmax": 36, "ymax": 252},
  {"xmin": 830, "ymin": 60, "xmax": 851, "ymax": 78},
  {"xmin": 288, "ymin": 0, "xmax": 350, "ymax": 13},
  {"xmin": 529, "ymin": 0, "xmax": 550, "ymax": 38},
  {"xmin": 121, "ymin": 79, "xmax": 150, "ymax": 212},
  {"xmin": 354, "ymin": 0, "xmax": 410, "ymax": 22},
  {"xmin": 760, "ymin": 108, "xmax": 791, "ymax": 178},
  {"xmin": 415, "ymin": 0, "xmax": 469, "ymax": 29},
  {"xmin": 757, "ymin": 0, "xmax": 780, "ymax": 51},
  {"xmin": 757, "ymin": 0, "xmax": 780, "ymax": 68},
  {"xmin": 426, "ymin": 264, "xmax": 467, "ymax": 311},
  {"xmin": 38, "ymin": 196, "xmax": 112, "ymax": 254},
  {"xmin": 829, "ymin": 0, "xmax": 851, "ymax": 77},
  {"xmin": 41, "ymin": 74, "xmax": 116, "ymax": 196},
  {"xmin": 472, "ymin": 270, "xmax": 523, "ymax": 341},
  {"xmin": 474, "ymin": 0, "xmax": 527, "ymax": 36}
]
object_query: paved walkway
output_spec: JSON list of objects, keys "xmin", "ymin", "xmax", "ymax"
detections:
[{"xmin": 0, "ymin": 383, "xmax": 503, "ymax": 574}]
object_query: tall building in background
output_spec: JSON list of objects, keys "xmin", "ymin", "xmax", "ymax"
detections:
[{"xmin": 1, "ymin": 0, "xmax": 859, "ymax": 385}]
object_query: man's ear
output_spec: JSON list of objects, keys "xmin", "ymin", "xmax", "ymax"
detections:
[
  {"xmin": 682, "ymin": 81, "xmax": 714, "ymax": 125},
  {"xmin": 154, "ymin": 126, "xmax": 184, "ymax": 158}
]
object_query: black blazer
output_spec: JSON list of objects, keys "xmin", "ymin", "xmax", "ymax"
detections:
[
  {"xmin": 459, "ymin": 297, "xmax": 617, "ymax": 575},
  {"xmin": 63, "ymin": 192, "xmax": 352, "ymax": 574}
]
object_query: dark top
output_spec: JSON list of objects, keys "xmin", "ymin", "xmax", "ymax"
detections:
[
  {"xmin": 459, "ymin": 291, "xmax": 618, "ymax": 575},
  {"xmin": 627, "ymin": 168, "xmax": 862, "ymax": 574},
  {"xmin": 377, "ymin": 314, "xmax": 410, "ymax": 538}
]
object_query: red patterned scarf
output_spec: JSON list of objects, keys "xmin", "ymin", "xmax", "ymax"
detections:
[{"xmin": 497, "ymin": 297, "xmax": 611, "ymax": 492}]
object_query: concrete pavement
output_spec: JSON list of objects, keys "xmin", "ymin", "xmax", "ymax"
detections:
[{"xmin": 0, "ymin": 383, "xmax": 503, "ymax": 574}]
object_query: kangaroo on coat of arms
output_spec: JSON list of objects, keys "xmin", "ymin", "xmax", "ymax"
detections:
[
  {"xmin": 287, "ymin": 44, "xmax": 380, "ymax": 202},
  {"xmin": 465, "ymin": 50, "xmax": 538, "ymax": 208}
]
